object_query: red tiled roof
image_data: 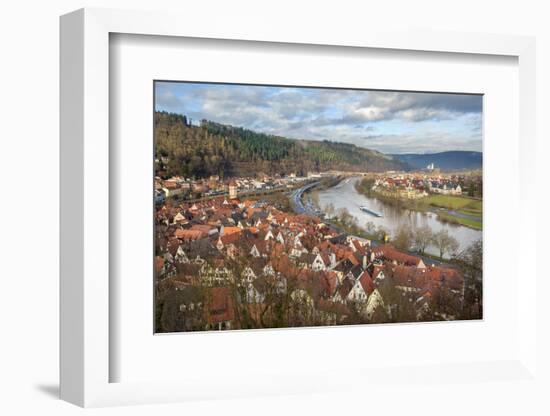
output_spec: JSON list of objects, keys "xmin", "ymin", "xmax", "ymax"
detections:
[
  {"xmin": 205, "ymin": 287, "xmax": 235, "ymax": 324},
  {"xmin": 191, "ymin": 224, "xmax": 215, "ymax": 233},
  {"xmin": 337, "ymin": 277, "xmax": 354, "ymax": 299},
  {"xmin": 222, "ymin": 226, "xmax": 241, "ymax": 236},
  {"xmin": 174, "ymin": 229, "xmax": 207, "ymax": 240},
  {"xmin": 320, "ymin": 271, "xmax": 338, "ymax": 296},
  {"xmin": 351, "ymin": 239, "xmax": 366, "ymax": 253},
  {"xmin": 347, "ymin": 254, "xmax": 360, "ymax": 266},
  {"xmin": 389, "ymin": 264, "xmax": 463, "ymax": 292},
  {"xmin": 220, "ymin": 232, "xmax": 241, "ymax": 246},
  {"xmin": 373, "ymin": 244, "xmax": 423, "ymax": 267},
  {"xmin": 358, "ymin": 270, "xmax": 375, "ymax": 295}
]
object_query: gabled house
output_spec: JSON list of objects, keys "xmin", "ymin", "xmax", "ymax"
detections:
[
  {"xmin": 216, "ymin": 230, "xmax": 242, "ymax": 252},
  {"xmin": 365, "ymin": 289, "xmax": 385, "ymax": 320},
  {"xmin": 204, "ymin": 287, "xmax": 235, "ymax": 330},
  {"xmin": 275, "ymin": 232, "xmax": 285, "ymax": 244},
  {"xmin": 250, "ymin": 244, "xmax": 261, "ymax": 258},
  {"xmin": 175, "ymin": 245, "xmax": 190, "ymax": 264},
  {"xmin": 173, "ymin": 212, "xmax": 186, "ymax": 224},
  {"xmin": 263, "ymin": 263, "xmax": 276, "ymax": 276},
  {"xmin": 358, "ymin": 270, "xmax": 375, "ymax": 297},
  {"xmin": 333, "ymin": 276, "xmax": 353, "ymax": 303},
  {"xmin": 199, "ymin": 263, "xmax": 233, "ymax": 285},
  {"xmin": 372, "ymin": 245, "xmax": 426, "ymax": 269},
  {"xmin": 344, "ymin": 264, "xmax": 364, "ymax": 283},
  {"xmin": 311, "ymin": 253, "xmax": 328, "ymax": 271},
  {"xmin": 346, "ymin": 277, "xmax": 369, "ymax": 303}
]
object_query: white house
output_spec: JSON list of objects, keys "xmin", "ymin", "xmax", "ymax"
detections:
[
  {"xmin": 346, "ymin": 279, "xmax": 368, "ymax": 303},
  {"xmin": 173, "ymin": 212, "xmax": 186, "ymax": 224},
  {"xmin": 242, "ymin": 266, "xmax": 257, "ymax": 283},
  {"xmin": 175, "ymin": 245, "xmax": 189, "ymax": 264},
  {"xmin": 311, "ymin": 254, "xmax": 327, "ymax": 271},
  {"xmin": 366, "ymin": 289, "xmax": 385, "ymax": 319},
  {"xmin": 250, "ymin": 244, "xmax": 261, "ymax": 258}
]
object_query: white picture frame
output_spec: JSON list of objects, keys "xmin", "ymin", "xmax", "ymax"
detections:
[{"xmin": 60, "ymin": 7, "xmax": 538, "ymax": 408}]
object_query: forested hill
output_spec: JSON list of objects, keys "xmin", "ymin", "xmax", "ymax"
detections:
[
  {"xmin": 391, "ymin": 151, "xmax": 482, "ymax": 171},
  {"xmin": 154, "ymin": 111, "xmax": 408, "ymax": 179}
]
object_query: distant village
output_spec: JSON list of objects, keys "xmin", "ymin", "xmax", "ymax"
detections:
[
  {"xmin": 155, "ymin": 191, "xmax": 473, "ymax": 332},
  {"xmin": 371, "ymin": 172, "xmax": 473, "ymax": 199}
]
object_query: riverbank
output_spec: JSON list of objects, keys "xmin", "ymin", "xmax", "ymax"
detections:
[
  {"xmin": 315, "ymin": 176, "xmax": 482, "ymax": 256},
  {"xmin": 355, "ymin": 178, "xmax": 483, "ymax": 231},
  {"xmin": 323, "ymin": 207, "xmax": 452, "ymax": 267},
  {"xmin": 298, "ymin": 178, "xmax": 453, "ymax": 264}
]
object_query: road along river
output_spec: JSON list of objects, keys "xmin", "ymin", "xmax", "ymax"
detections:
[{"xmin": 317, "ymin": 177, "xmax": 482, "ymax": 255}]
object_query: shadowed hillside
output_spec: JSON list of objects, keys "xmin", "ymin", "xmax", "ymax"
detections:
[{"xmin": 155, "ymin": 111, "xmax": 409, "ymax": 178}]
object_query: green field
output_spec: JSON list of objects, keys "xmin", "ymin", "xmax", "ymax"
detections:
[
  {"xmin": 423, "ymin": 195, "xmax": 482, "ymax": 215},
  {"xmin": 357, "ymin": 180, "xmax": 484, "ymax": 231},
  {"xmin": 437, "ymin": 212, "xmax": 483, "ymax": 230},
  {"xmin": 423, "ymin": 195, "xmax": 483, "ymax": 230}
]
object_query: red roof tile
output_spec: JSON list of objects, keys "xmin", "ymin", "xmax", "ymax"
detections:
[{"xmin": 205, "ymin": 287, "xmax": 235, "ymax": 324}]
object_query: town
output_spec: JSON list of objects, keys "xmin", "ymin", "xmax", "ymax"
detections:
[
  {"xmin": 155, "ymin": 170, "xmax": 334, "ymax": 205},
  {"xmin": 153, "ymin": 85, "xmax": 484, "ymax": 332},
  {"xmin": 350, "ymin": 170, "xmax": 483, "ymax": 233},
  {"xmin": 155, "ymin": 184, "xmax": 476, "ymax": 332},
  {"xmin": 368, "ymin": 170, "xmax": 482, "ymax": 200}
]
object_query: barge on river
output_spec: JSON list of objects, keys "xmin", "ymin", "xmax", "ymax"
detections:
[{"xmin": 359, "ymin": 205, "xmax": 383, "ymax": 218}]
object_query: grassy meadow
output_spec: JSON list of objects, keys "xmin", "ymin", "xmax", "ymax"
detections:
[
  {"xmin": 423, "ymin": 195, "xmax": 482, "ymax": 215},
  {"xmin": 423, "ymin": 195, "xmax": 483, "ymax": 230}
]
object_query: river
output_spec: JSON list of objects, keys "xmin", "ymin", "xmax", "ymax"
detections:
[{"xmin": 317, "ymin": 177, "xmax": 482, "ymax": 255}]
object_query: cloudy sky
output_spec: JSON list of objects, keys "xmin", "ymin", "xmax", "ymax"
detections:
[{"xmin": 155, "ymin": 81, "xmax": 482, "ymax": 154}]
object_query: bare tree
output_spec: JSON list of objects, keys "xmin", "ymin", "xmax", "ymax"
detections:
[
  {"xmin": 364, "ymin": 221, "xmax": 376, "ymax": 236},
  {"xmin": 454, "ymin": 239, "xmax": 483, "ymax": 319},
  {"xmin": 413, "ymin": 225, "xmax": 434, "ymax": 254},
  {"xmin": 393, "ymin": 224, "xmax": 413, "ymax": 251},
  {"xmin": 431, "ymin": 229, "xmax": 459, "ymax": 259},
  {"xmin": 337, "ymin": 207, "xmax": 353, "ymax": 227},
  {"xmin": 324, "ymin": 202, "xmax": 335, "ymax": 218}
]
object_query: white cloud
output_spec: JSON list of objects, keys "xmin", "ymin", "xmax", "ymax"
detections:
[{"xmin": 155, "ymin": 82, "xmax": 483, "ymax": 154}]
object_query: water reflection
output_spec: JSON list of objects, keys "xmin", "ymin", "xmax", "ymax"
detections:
[{"xmin": 318, "ymin": 177, "xmax": 481, "ymax": 255}]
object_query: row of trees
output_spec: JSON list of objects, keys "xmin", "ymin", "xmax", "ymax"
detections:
[
  {"xmin": 368, "ymin": 222, "xmax": 460, "ymax": 259},
  {"xmin": 322, "ymin": 203, "xmax": 461, "ymax": 259}
]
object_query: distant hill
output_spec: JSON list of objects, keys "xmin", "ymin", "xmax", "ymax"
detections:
[
  {"xmin": 155, "ymin": 111, "xmax": 408, "ymax": 178},
  {"xmin": 392, "ymin": 151, "xmax": 482, "ymax": 171}
]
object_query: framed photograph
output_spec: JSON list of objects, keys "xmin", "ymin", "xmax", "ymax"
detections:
[{"xmin": 60, "ymin": 8, "xmax": 538, "ymax": 408}]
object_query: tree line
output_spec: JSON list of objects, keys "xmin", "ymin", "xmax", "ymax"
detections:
[
  {"xmin": 323, "ymin": 203, "xmax": 461, "ymax": 260},
  {"xmin": 154, "ymin": 111, "xmax": 407, "ymax": 179}
]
